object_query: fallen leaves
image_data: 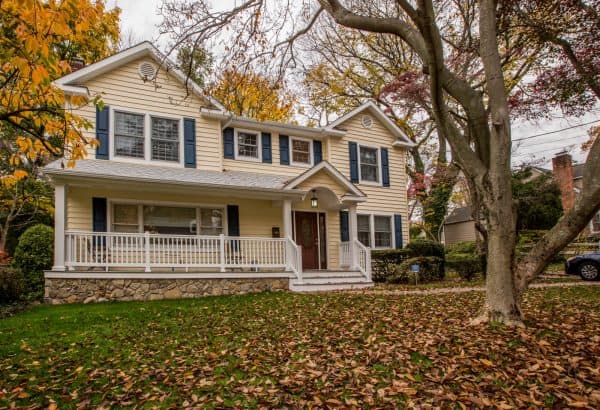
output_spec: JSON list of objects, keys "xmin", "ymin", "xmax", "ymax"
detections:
[{"xmin": 0, "ymin": 286, "xmax": 599, "ymax": 408}]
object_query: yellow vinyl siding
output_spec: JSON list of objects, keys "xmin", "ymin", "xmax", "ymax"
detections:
[
  {"xmin": 329, "ymin": 115, "xmax": 410, "ymax": 246},
  {"xmin": 296, "ymin": 169, "xmax": 347, "ymax": 198},
  {"xmin": 71, "ymin": 58, "xmax": 222, "ymax": 171},
  {"xmin": 223, "ymin": 132, "xmax": 329, "ymax": 177},
  {"xmin": 66, "ymin": 186, "xmax": 282, "ymax": 237}
]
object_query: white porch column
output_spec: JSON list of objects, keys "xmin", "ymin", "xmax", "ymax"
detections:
[
  {"xmin": 283, "ymin": 199, "xmax": 293, "ymax": 239},
  {"xmin": 52, "ymin": 184, "xmax": 66, "ymax": 271},
  {"xmin": 348, "ymin": 203, "xmax": 358, "ymax": 270}
]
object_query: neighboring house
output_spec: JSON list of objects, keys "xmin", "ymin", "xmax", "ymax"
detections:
[
  {"xmin": 442, "ymin": 151, "xmax": 600, "ymax": 245},
  {"xmin": 44, "ymin": 42, "xmax": 414, "ymax": 303},
  {"xmin": 441, "ymin": 206, "xmax": 479, "ymax": 245}
]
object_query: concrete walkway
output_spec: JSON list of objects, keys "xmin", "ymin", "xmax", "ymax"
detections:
[{"xmin": 350, "ymin": 281, "xmax": 600, "ymax": 296}]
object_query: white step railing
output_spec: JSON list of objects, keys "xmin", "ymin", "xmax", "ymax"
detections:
[
  {"xmin": 339, "ymin": 241, "xmax": 351, "ymax": 268},
  {"xmin": 354, "ymin": 240, "xmax": 372, "ymax": 281},
  {"xmin": 65, "ymin": 231, "xmax": 301, "ymax": 274}
]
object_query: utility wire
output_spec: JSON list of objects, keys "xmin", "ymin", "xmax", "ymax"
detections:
[
  {"xmin": 513, "ymin": 119, "xmax": 600, "ymax": 142},
  {"xmin": 516, "ymin": 134, "xmax": 588, "ymax": 148}
]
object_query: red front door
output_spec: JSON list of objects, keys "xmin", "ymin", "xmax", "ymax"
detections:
[{"xmin": 294, "ymin": 211, "xmax": 319, "ymax": 270}]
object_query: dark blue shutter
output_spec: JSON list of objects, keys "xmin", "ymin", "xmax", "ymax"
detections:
[
  {"xmin": 340, "ymin": 211, "xmax": 349, "ymax": 242},
  {"xmin": 279, "ymin": 135, "xmax": 290, "ymax": 165},
  {"xmin": 92, "ymin": 197, "xmax": 107, "ymax": 232},
  {"xmin": 349, "ymin": 141, "xmax": 359, "ymax": 183},
  {"xmin": 313, "ymin": 140, "xmax": 323, "ymax": 164},
  {"xmin": 95, "ymin": 105, "xmax": 109, "ymax": 159},
  {"xmin": 381, "ymin": 147, "xmax": 390, "ymax": 187},
  {"xmin": 394, "ymin": 214, "xmax": 403, "ymax": 248},
  {"xmin": 227, "ymin": 205, "xmax": 240, "ymax": 236},
  {"xmin": 261, "ymin": 132, "xmax": 272, "ymax": 163},
  {"xmin": 183, "ymin": 118, "xmax": 196, "ymax": 168},
  {"xmin": 223, "ymin": 127, "xmax": 234, "ymax": 159}
]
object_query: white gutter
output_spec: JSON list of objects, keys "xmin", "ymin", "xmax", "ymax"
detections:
[{"xmin": 200, "ymin": 108, "xmax": 346, "ymax": 139}]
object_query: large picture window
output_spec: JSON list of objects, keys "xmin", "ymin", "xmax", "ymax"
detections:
[
  {"xmin": 151, "ymin": 117, "xmax": 179, "ymax": 162},
  {"xmin": 236, "ymin": 130, "xmax": 260, "ymax": 160},
  {"xmin": 114, "ymin": 111, "xmax": 145, "ymax": 158},
  {"xmin": 359, "ymin": 146, "xmax": 379, "ymax": 183},
  {"xmin": 111, "ymin": 203, "xmax": 224, "ymax": 235},
  {"xmin": 291, "ymin": 137, "xmax": 312, "ymax": 166}
]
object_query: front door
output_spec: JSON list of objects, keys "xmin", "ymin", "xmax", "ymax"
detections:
[{"xmin": 294, "ymin": 211, "xmax": 319, "ymax": 270}]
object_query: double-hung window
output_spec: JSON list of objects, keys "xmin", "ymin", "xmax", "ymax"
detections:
[
  {"xmin": 114, "ymin": 111, "xmax": 145, "ymax": 159},
  {"xmin": 236, "ymin": 130, "xmax": 260, "ymax": 160},
  {"xmin": 591, "ymin": 212, "xmax": 600, "ymax": 233},
  {"xmin": 291, "ymin": 137, "xmax": 312, "ymax": 166},
  {"xmin": 151, "ymin": 117, "xmax": 179, "ymax": 162},
  {"xmin": 113, "ymin": 110, "xmax": 182, "ymax": 164},
  {"xmin": 356, "ymin": 214, "xmax": 393, "ymax": 249},
  {"xmin": 111, "ymin": 203, "xmax": 224, "ymax": 235},
  {"xmin": 359, "ymin": 146, "xmax": 379, "ymax": 183}
]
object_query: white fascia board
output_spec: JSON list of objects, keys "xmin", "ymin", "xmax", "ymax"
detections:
[
  {"xmin": 325, "ymin": 101, "xmax": 416, "ymax": 148},
  {"xmin": 284, "ymin": 161, "xmax": 365, "ymax": 197},
  {"xmin": 200, "ymin": 108, "xmax": 346, "ymax": 139},
  {"xmin": 55, "ymin": 84, "xmax": 89, "ymax": 96}
]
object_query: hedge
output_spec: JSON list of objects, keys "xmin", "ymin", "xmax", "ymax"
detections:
[
  {"xmin": 371, "ymin": 249, "xmax": 411, "ymax": 282},
  {"xmin": 405, "ymin": 239, "xmax": 445, "ymax": 259},
  {"xmin": 445, "ymin": 254, "xmax": 482, "ymax": 281},
  {"xmin": 0, "ymin": 267, "xmax": 25, "ymax": 304},
  {"xmin": 387, "ymin": 256, "xmax": 445, "ymax": 284},
  {"xmin": 13, "ymin": 224, "xmax": 53, "ymax": 298}
]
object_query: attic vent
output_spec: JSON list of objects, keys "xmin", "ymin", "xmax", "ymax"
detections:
[
  {"xmin": 361, "ymin": 114, "xmax": 373, "ymax": 129},
  {"xmin": 138, "ymin": 61, "xmax": 157, "ymax": 81}
]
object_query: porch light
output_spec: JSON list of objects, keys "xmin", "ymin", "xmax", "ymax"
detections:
[{"xmin": 311, "ymin": 190, "xmax": 318, "ymax": 208}]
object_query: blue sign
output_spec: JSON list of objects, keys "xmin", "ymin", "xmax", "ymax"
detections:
[{"xmin": 411, "ymin": 264, "xmax": 420, "ymax": 273}]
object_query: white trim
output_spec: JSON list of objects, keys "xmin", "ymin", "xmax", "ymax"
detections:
[
  {"xmin": 109, "ymin": 106, "xmax": 185, "ymax": 167},
  {"xmin": 233, "ymin": 128, "xmax": 262, "ymax": 162},
  {"xmin": 357, "ymin": 144, "xmax": 381, "ymax": 186},
  {"xmin": 325, "ymin": 101, "xmax": 415, "ymax": 147},
  {"xmin": 284, "ymin": 161, "xmax": 365, "ymax": 197},
  {"xmin": 289, "ymin": 136, "xmax": 313, "ymax": 167},
  {"xmin": 54, "ymin": 41, "xmax": 227, "ymax": 112},
  {"xmin": 45, "ymin": 271, "xmax": 294, "ymax": 279}
]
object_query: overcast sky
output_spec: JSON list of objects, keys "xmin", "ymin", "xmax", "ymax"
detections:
[{"xmin": 111, "ymin": 0, "xmax": 599, "ymax": 168}]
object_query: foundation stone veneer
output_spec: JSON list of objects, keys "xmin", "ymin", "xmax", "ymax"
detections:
[{"xmin": 45, "ymin": 278, "xmax": 289, "ymax": 304}]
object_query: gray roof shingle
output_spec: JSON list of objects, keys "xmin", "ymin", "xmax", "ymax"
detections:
[{"xmin": 44, "ymin": 159, "xmax": 295, "ymax": 192}]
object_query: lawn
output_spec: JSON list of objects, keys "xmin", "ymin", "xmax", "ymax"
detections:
[{"xmin": 1, "ymin": 287, "xmax": 599, "ymax": 408}]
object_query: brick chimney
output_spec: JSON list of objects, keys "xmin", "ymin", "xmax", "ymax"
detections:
[
  {"xmin": 552, "ymin": 151, "xmax": 575, "ymax": 210},
  {"xmin": 70, "ymin": 57, "xmax": 85, "ymax": 72}
]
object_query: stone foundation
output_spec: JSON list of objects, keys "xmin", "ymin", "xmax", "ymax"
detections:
[{"xmin": 44, "ymin": 277, "xmax": 289, "ymax": 304}]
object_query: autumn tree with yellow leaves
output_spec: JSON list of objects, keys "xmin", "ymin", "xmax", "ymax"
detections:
[
  {"xmin": 0, "ymin": 0, "xmax": 120, "ymax": 254},
  {"xmin": 207, "ymin": 69, "xmax": 296, "ymax": 122}
]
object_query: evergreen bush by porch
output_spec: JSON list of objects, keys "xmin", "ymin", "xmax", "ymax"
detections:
[
  {"xmin": 406, "ymin": 239, "xmax": 445, "ymax": 259},
  {"xmin": 13, "ymin": 224, "xmax": 53, "ymax": 298},
  {"xmin": 387, "ymin": 256, "xmax": 445, "ymax": 284},
  {"xmin": 370, "ymin": 249, "xmax": 411, "ymax": 282}
]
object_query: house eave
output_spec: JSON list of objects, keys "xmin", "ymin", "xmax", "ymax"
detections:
[{"xmin": 200, "ymin": 108, "xmax": 346, "ymax": 139}]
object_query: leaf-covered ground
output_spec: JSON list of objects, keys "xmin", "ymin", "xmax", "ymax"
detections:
[{"xmin": 1, "ymin": 287, "xmax": 599, "ymax": 409}]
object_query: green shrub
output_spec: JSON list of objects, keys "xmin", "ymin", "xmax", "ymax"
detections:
[
  {"xmin": 387, "ymin": 256, "xmax": 445, "ymax": 284},
  {"xmin": 446, "ymin": 254, "xmax": 482, "ymax": 281},
  {"xmin": 371, "ymin": 249, "xmax": 411, "ymax": 282},
  {"xmin": 13, "ymin": 224, "xmax": 53, "ymax": 297},
  {"xmin": 445, "ymin": 240, "xmax": 476, "ymax": 255},
  {"xmin": 0, "ymin": 267, "xmax": 25, "ymax": 303},
  {"xmin": 406, "ymin": 239, "xmax": 445, "ymax": 258}
]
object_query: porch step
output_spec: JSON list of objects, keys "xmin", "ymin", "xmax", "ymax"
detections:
[{"xmin": 289, "ymin": 272, "xmax": 374, "ymax": 292}]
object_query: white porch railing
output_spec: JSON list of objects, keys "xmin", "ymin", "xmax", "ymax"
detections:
[
  {"xmin": 339, "ymin": 240, "xmax": 372, "ymax": 281},
  {"xmin": 65, "ymin": 231, "xmax": 302, "ymax": 279}
]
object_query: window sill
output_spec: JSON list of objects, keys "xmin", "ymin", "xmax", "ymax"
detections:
[
  {"xmin": 233, "ymin": 155, "xmax": 262, "ymax": 163},
  {"xmin": 358, "ymin": 180, "xmax": 382, "ymax": 187}
]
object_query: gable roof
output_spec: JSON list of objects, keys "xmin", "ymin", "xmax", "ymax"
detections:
[
  {"xmin": 445, "ymin": 206, "xmax": 474, "ymax": 225},
  {"xmin": 283, "ymin": 161, "xmax": 365, "ymax": 197},
  {"xmin": 324, "ymin": 101, "xmax": 415, "ymax": 148},
  {"xmin": 54, "ymin": 41, "xmax": 226, "ymax": 111}
]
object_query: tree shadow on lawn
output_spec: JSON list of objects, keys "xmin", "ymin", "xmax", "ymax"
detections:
[{"xmin": 0, "ymin": 287, "xmax": 599, "ymax": 408}]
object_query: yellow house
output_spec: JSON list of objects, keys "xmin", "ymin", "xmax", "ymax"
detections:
[{"xmin": 44, "ymin": 42, "xmax": 414, "ymax": 303}]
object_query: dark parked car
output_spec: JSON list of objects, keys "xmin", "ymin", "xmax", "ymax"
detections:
[{"xmin": 565, "ymin": 252, "xmax": 600, "ymax": 281}]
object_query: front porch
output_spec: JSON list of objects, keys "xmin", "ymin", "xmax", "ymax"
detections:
[{"xmin": 45, "ymin": 160, "xmax": 373, "ymax": 300}]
